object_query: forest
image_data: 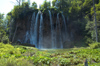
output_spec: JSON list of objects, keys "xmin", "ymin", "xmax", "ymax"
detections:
[{"xmin": 0, "ymin": 0, "xmax": 100, "ymax": 66}]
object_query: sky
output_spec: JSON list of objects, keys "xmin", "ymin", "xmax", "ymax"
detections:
[{"xmin": 0, "ymin": 0, "xmax": 53, "ymax": 15}]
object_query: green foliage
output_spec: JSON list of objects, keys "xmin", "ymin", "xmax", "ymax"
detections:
[
  {"xmin": 89, "ymin": 63, "xmax": 100, "ymax": 66},
  {"xmin": 32, "ymin": 2, "xmax": 37, "ymax": 9},
  {"xmin": 86, "ymin": 4, "xmax": 100, "ymax": 43},
  {"xmin": 0, "ymin": 43, "xmax": 21, "ymax": 55},
  {"xmin": 0, "ymin": 13, "xmax": 4, "ymax": 19},
  {"xmin": 0, "ymin": 43, "xmax": 37, "ymax": 66},
  {"xmin": 12, "ymin": 6, "xmax": 22, "ymax": 19},
  {"xmin": 89, "ymin": 42, "xmax": 100, "ymax": 49},
  {"xmin": 27, "ymin": 48, "xmax": 100, "ymax": 66},
  {"xmin": 0, "ymin": 13, "xmax": 9, "ymax": 43},
  {"xmin": 12, "ymin": 2, "xmax": 30, "ymax": 19},
  {"xmin": 0, "ymin": 43, "xmax": 100, "ymax": 66},
  {"xmin": 0, "ymin": 57, "xmax": 33, "ymax": 66},
  {"xmin": 0, "ymin": 13, "xmax": 4, "ymax": 29},
  {"xmin": 52, "ymin": 0, "xmax": 69, "ymax": 13},
  {"xmin": 91, "ymin": 3, "xmax": 100, "ymax": 21},
  {"xmin": 52, "ymin": 0, "xmax": 56, "ymax": 7},
  {"xmin": 82, "ymin": 0, "xmax": 93, "ymax": 14},
  {"xmin": 69, "ymin": 1, "xmax": 81, "ymax": 17},
  {"xmin": 85, "ymin": 20, "xmax": 95, "ymax": 43},
  {"xmin": 40, "ymin": 0, "xmax": 51, "ymax": 10},
  {"xmin": 95, "ymin": 3, "xmax": 100, "ymax": 21}
]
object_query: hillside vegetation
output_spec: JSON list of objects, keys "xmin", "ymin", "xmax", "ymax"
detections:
[{"xmin": 0, "ymin": 42, "xmax": 100, "ymax": 66}]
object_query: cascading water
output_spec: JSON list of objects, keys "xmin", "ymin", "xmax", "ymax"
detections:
[
  {"xmin": 55, "ymin": 15, "xmax": 58, "ymax": 48},
  {"xmin": 39, "ymin": 13, "xmax": 43, "ymax": 49},
  {"xmin": 57, "ymin": 13, "xmax": 63, "ymax": 48},
  {"xmin": 23, "ymin": 10, "xmax": 68, "ymax": 49},
  {"xmin": 24, "ymin": 31, "xmax": 30, "ymax": 43},
  {"xmin": 48, "ymin": 10, "xmax": 55, "ymax": 48},
  {"xmin": 33, "ymin": 12, "xmax": 39, "ymax": 48},
  {"xmin": 30, "ymin": 12, "xmax": 35, "ymax": 44},
  {"xmin": 61, "ymin": 12, "xmax": 67, "ymax": 42}
]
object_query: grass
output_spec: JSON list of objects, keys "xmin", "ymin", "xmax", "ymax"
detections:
[{"xmin": 0, "ymin": 42, "xmax": 100, "ymax": 66}]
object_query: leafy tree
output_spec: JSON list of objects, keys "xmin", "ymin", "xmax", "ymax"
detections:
[
  {"xmin": 32, "ymin": 2, "xmax": 37, "ymax": 9},
  {"xmin": 0, "ymin": 13, "xmax": 9, "ymax": 43},
  {"xmin": 22, "ymin": 2, "xmax": 29, "ymax": 9},
  {"xmin": 85, "ymin": 19, "xmax": 95, "ymax": 43},
  {"xmin": 94, "ymin": 3, "xmax": 100, "ymax": 21},
  {"xmin": 52, "ymin": 0, "xmax": 56, "ymax": 7},
  {"xmin": 40, "ymin": 0, "xmax": 51, "ymax": 9},
  {"xmin": 69, "ymin": 0, "xmax": 82, "ymax": 18},
  {"xmin": 86, "ymin": 2, "xmax": 100, "ymax": 43},
  {"xmin": 0, "ymin": 13, "xmax": 4, "ymax": 30},
  {"xmin": 12, "ymin": 2, "xmax": 29, "ymax": 19}
]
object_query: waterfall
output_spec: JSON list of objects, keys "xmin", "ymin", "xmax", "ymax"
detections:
[
  {"xmin": 55, "ymin": 15, "xmax": 58, "ymax": 49},
  {"xmin": 30, "ymin": 12, "xmax": 35, "ymax": 44},
  {"xmin": 48, "ymin": 10, "xmax": 54, "ymax": 48},
  {"xmin": 61, "ymin": 13, "xmax": 67, "ymax": 42},
  {"xmin": 24, "ymin": 31, "xmax": 30, "ymax": 43},
  {"xmin": 57, "ymin": 13, "xmax": 63, "ymax": 48},
  {"xmin": 39, "ymin": 13, "xmax": 43, "ymax": 49},
  {"xmin": 23, "ymin": 11, "xmax": 68, "ymax": 49},
  {"xmin": 34, "ymin": 12, "xmax": 39, "ymax": 48}
]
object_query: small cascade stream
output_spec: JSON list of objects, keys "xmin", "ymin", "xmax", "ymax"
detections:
[
  {"xmin": 57, "ymin": 13, "xmax": 63, "ymax": 48},
  {"xmin": 24, "ymin": 31, "xmax": 29, "ymax": 43},
  {"xmin": 48, "ymin": 10, "xmax": 55, "ymax": 48},
  {"xmin": 39, "ymin": 13, "xmax": 43, "ymax": 49},
  {"xmin": 30, "ymin": 12, "xmax": 35, "ymax": 45},
  {"xmin": 33, "ymin": 12, "xmax": 39, "ymax": 48},
  {"xmin": 61, "ymin": 13, "xmax": 67, "ymax": 42}
]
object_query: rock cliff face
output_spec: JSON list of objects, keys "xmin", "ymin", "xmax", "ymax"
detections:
[
  {"xmin": 15, "ymin": 14, "xmax": 32, "ymax": 43},
  {"xmin": 14, "ymin": 10, "xmax": 84, "ymax": 49}
]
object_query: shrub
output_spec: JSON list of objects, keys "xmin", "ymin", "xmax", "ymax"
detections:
[
  {"xmin": 89, "ymin": 42, "xmax": 100, "ymax": 49},
  {"xmin": 1, "ymin": 36, "xmax": 9, "ymax": 44},
  {"xmin": 0, "ymin": 57, "xmax": 33, "ymax": 66}
]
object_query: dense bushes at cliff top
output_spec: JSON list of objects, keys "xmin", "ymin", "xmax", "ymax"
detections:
[{"xmin": 0, "ymin": 42, "xmax": 100, "ymax": 66}]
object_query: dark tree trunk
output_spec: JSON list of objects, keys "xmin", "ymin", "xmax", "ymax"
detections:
[
  {"xmin": 93, "ymin": 0, "xmax": 98, "ymax": 42},
  {"xmin": 12, "ymin": 23, "xmax": 18, "ymax": 43}
]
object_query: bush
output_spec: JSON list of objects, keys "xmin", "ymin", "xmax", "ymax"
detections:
[
  {"xmin": 89, "ymin": 42, "xmax": 100, "ymax": 49},
  {"xmin": 1, "ymin": 36, "xmax": 9, "ymax": 43},
  {"xmin": 0, "ymin": 57, "xmax": 33, "ymax": 66},
  {"xmin": 12, "ymin": 2, "xmax": 30, "ymax": 19},
  {"xmin": 0, "ymin": 29, "xmax": 9, "ymax": 44}
]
